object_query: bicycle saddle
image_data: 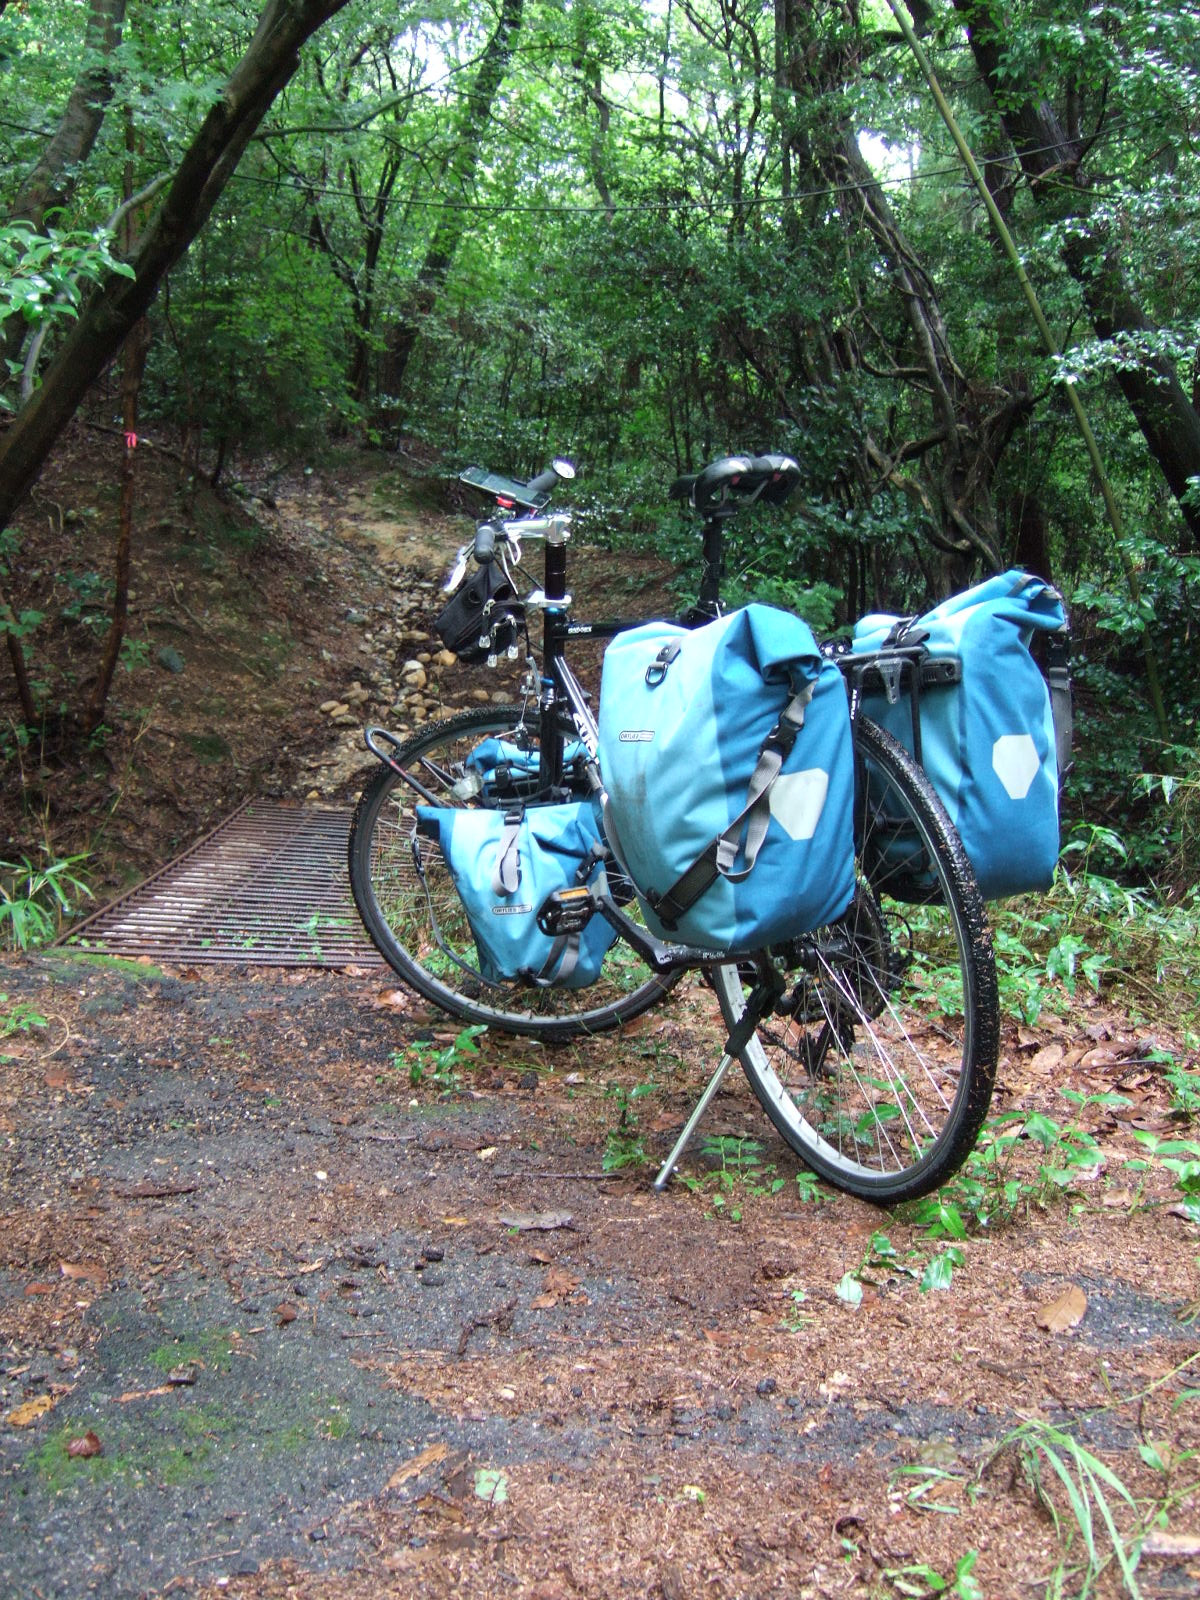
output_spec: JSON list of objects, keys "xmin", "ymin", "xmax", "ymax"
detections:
[{"xmin": 668, "ymin": 454, "xmax": 801, "ymax": 512}]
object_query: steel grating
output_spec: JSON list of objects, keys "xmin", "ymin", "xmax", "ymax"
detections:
[{"xmin": 62, "ymin": 800, "xmax": 385, "ymax": 967}]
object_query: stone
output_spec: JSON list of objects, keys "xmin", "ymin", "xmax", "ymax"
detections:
[{"xmin": 155, "ymin": 645, "xmax": 186, "ymax": 674}]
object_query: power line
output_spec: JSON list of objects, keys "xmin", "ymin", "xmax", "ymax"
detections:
[{"xmin": 223, "ymin": 129, "xmax": 1147, "ymax": 218}]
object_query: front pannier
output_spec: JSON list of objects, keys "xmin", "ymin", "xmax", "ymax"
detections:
[
  {"xmin": 597, "ymin": 604, "xmax": 856, "ymax": 953},
  {"xmin": 415, "ymin": 800, "xmax": 618, "ymax": 988}
]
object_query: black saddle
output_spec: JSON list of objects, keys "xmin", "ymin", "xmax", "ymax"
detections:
[{"xmin": 668, "ymin": 454, "xmax": 801, "ymax": 514}]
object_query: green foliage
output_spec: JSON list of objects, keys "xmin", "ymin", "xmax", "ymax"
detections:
[
  {"xmin": 990, "ymin": 1418, "xmax": 1145, "ymax": 1598},
  {"xmin": 0, "ymin": 853, "xmax": 92, "ymax": 950},
  {"xmin": 0, "ymin": 220, "xmax": 131, "ymax": 337},
  {"xmin": 602, "ymin": 1078, "xmax": 657, "ymax": 1171},
  {"xmin": 390, "ymin": 1024, "xmax": 487, "ymax": 1090},
  {"xmin": 988, "ymin": 831, "xmax": 1200, "ymax": 1028}
]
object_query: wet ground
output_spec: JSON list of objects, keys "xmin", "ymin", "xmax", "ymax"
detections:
[{"xmin": 2, "ymin": 950, "xmax": 1199, "ymax": 1597}]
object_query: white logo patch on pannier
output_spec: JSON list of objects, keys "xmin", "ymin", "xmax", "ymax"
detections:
[
  {"xmin": 992, "ymin": 734, "xmax": 1040, "ymax": 801},
  {"xmin": 768, "ymin": 769, "xmax": 829, "ymax": 841}
]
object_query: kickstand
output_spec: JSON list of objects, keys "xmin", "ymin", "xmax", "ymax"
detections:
[{"xmin": 652, "ymin": 977, "xmax": 776, "ymax": 1193}]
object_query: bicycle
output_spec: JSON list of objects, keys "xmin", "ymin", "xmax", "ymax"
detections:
[{"xmin": 348, "ymin": 456, "xmax": 999, "ymax": 1203}]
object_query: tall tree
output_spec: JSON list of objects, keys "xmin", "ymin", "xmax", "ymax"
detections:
[
  {"xmin": 946, "ymin": 0, "xmax": 1200, "ymax": 545},
  {"xmin": 0, "ymin": 0, "xmax": 352, "ymax": 538},
  {"xmin": 382, "ymin": 0, "xmax": 524, "ymax": 400}
]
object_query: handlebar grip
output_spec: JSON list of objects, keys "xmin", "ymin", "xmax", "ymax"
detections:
[
  {"xmin": 474, "ymin": 523, "xmax": 498, "ymax": 563},
  {"xmin": 525, "ymin": 467, "xmax": 560, "ymax": 499}
]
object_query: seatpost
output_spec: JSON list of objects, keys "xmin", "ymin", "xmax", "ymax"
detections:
[{"xmin": 695, "ymin": 511, "xmax": 731, "ymax": 619}]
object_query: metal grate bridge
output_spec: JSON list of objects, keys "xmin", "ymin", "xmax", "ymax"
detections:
[{"xmin": 62, "ymin": 801, "xmax": 385, "ymax": 967}]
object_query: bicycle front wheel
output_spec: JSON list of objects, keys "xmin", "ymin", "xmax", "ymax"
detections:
[
  {"xmin": 713, "ymin": 715, "xmax": 999, "ymax": 1203},
  {"xmin": 348, "ymin": 705, "xmax": 676, "ymax": 1040}
]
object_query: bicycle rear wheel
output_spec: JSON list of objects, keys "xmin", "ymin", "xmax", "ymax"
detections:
[
  {"xmin": 348, "ymin": 705, "xmax": 676, "ymax": 1040},
  {"xmin": 713, "ymin": 715, "xmax": 998, "ymax": 1203}
]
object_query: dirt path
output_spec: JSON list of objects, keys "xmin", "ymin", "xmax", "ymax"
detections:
[{"xmin": 2, "ymin": 945, "xmax": 1199, "ymax": 1599}]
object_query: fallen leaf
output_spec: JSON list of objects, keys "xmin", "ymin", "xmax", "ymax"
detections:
[
  {"xmin": 373, "ymin": 989, "xmax": 412, "ymax": 1011},
  {"xmin": 474, "ymin": 1466, "xmax": 509, "ymax": 1504},
  {"xmin": 7, "ymin": 1394, "xmax": 56, "ymax": 1427},
  {"xmin": 543, "ymin": 1266, "xmax": 580, "ymax": 1296},
  {"xmin": 1030, "ymin": 1043, "xmax": 1065, "ymax": 1072},
  {"xmin": 1101, "ymin": 1189, "xmax": 1137, "ymax": 1210},
  {"xmin": 477, "ymin": 1146, "xmax": 497, "ymax": 1162},
  {"xmin": 275, "ymin": 1302, "xmax": 298, "ymax": 1326},
  {"xmin": 24, "ymin": 1282, "xmax": 55, "ymax": 1297},
  {"xmin": 1035, "ymin": 1284, "xmax": 1088, "ymax": 1333},
  {"xmin": 66, "ymin": 1431, "xmax": 103, "ymax": 1459},
  {"xmin": 497, "ymin": 1210, "xmax": 574, "ymax": 1232},
  {"xmin": 386, "ymin": 1441, "xmax": 448, "ymax": 1490},
  {"xmin": 441, "ymin": 1216, "xmax": 470, "ymax": 1226},
  {"xmin": 59, "ymin": 1261, "xmax": 105, "ymax": 1284},
  {"xmin": 529, "ymin": 1293, "xmax": 558, "ymax": 1310},
  {"xmin": 1140, "ymin": 1529, "xmax": 1200, "ymax": 1558}
]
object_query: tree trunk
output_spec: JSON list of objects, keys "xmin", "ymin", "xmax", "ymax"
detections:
[
  {"xmin": 2, "ymin": 0, "xmax": 128, "ymax": 375},
  {"xmin": 950, "ymin": 0, "xmax": 1200, "ymax": 545},
  {"xmin": 82, "ymin": 317, "xmax": 149, "ymax": 737},
  {"xmin": 7, "ymin": 0, "xmax": 127, "ymax": 233},
  {"xmin": 0, "ymin": 0, "xmax": 351, "ymax": 538},
  {"xmin": 384, "ymin": 0, "xmax": 524, "ymax": 400}
]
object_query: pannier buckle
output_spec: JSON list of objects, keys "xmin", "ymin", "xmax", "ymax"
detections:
[{"xmin": 645, "ymin": 642, "xmax": 682, "ymax": 687}]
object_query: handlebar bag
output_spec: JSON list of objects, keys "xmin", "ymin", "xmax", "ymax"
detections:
[
  {"xmin": 434, "ymin": 562, "xmax": 518, "ymax": 663},
  {"xmin": 597, "ymin": 604, "xmax": 855, "ymax": 953},
  {"xmin": 851, "ymin": 571, "xmax": 1070, "ymax": 900},
  {"xmin": 415, "ymin": 799, "xmax": 618, "ymax": 988}
]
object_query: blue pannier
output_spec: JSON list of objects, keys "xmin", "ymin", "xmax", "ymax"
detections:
[
  {"xmin": 851, "ymin": 571, "xmax": 1070, "ymax": 900},
  {"xmin": 597, "ymin": 604, "xmax": 856, "ymax": 953},
  {"xmin": 415, "ymin": 799, "xmax": 618, "ymax": 988}
]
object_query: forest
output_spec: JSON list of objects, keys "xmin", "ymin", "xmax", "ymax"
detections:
[{"xmin": 0, "ymin": 0, "xmax": 1198, "ymax": 897}]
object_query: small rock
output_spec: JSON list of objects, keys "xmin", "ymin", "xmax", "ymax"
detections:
[
  {"xmin": 435, "ymin": 649, "xmax": 457, "ymax": 667},
  {"xmin": 155, "ymin": 645, "xmax": 186, "ymax": 674},
  {"xmin": 756, "ymin": 1377, "xmax": 778, "ymax": 1396},
  {"xmin": 319, "ymin": 700, "xmax": 341, "ymax": 714}
]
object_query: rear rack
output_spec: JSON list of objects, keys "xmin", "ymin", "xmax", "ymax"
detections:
[{"xmin": 836, "ymin": 645, "xmax": 962, "ymax": 769}]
